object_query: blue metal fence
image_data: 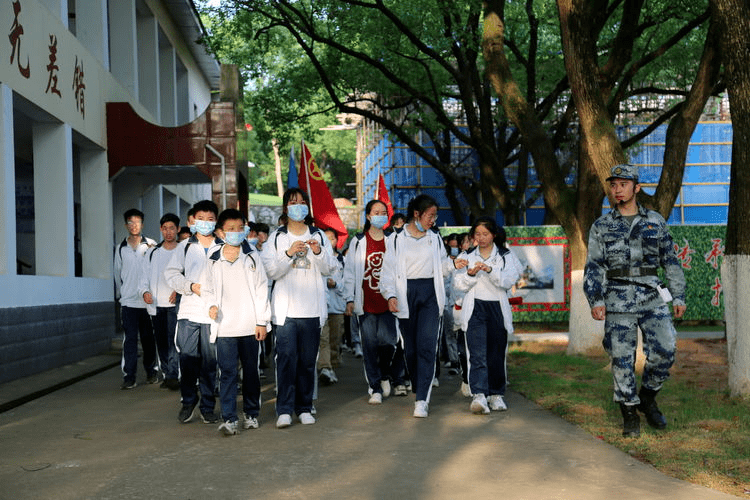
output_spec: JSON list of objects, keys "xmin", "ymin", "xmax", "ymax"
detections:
[{"xmin": 363, "ymin": 122, "xmax": 732, "ymax": 225}]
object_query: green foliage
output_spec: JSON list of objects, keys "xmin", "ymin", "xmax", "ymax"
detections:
[
  {"xmin": 198, "ymin": 0, "xmax": 713, "ymax": 224},
  {"xmin": 198, "ymin": 1, "xmax": 356, "ymax": 197}
]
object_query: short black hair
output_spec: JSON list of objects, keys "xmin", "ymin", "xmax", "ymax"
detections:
[
  {"xmin": 160, "ymin": 213, "xmax": 180, "ymax": 227},
  {"xmin": 192, "ymin": 199, "xmax": 219, "ymax": 217},
  {"xmin": 217, "ymin": 208, "xmax": 246, "ymax": 230},
  {"xmin": 390, "ymin": 213, "xmax": 405, "ymax": 226},
  {"xmin": 123, "ymin": 208, "xmax": 144, "ymax": 223},
  {"xmin": 178, "ymin": 226, "xmax": 191, "ymax": 237},
  {"xmin": 255, "ymin": 222, "xmax": 270, "ymax": 234}
]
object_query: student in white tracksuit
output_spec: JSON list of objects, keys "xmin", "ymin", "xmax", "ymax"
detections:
[
  {"xmin": 139, "ymin": 213, "xmax": 181, "ymax": 390},
  {"xmin": 114, "ymin": 208, "xmax": 157, "ymax": 390},
  {"xmin": 344, "ymin": 200, "xmax": 405, "ymax": 404},
  {"xmin": 453, "ymin": 217, "xmax": 522, "ymax": 415},
  {"xmin": 164, "ymin": 200, "xmax": 223, "ymax": 424},
  {"xmin": 203, "ymin": 209, "xmax": 271, "ymax": 435},
  {"xmin": 379, "ymin": 195, "xmax": 467, "ymax": 418},
  {"xmin": 260, "ymin": 188, "xmax": 338, "ymax": 429}
]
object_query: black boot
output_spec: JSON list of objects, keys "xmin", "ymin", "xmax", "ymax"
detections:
[
  {"xmin": 637, "ymin": 387, "xmax": 667, "ymax": 429},
  {"xmin": 619, "ymin": 403, "xmax": 641, "ymax": 438}
]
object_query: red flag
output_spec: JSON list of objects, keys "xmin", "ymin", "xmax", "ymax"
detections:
[
  {"xmin": 299, "ymin": 141, "xmax": 348, "ymax": 249},
  {"xmin": 377, "ymin": 174, "xmax": 394, "ymax": 229}
]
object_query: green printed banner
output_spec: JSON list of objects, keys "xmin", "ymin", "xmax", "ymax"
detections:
[{"xmin": 439, "ymin": 225, "xmax": 724, "ymax": 323}]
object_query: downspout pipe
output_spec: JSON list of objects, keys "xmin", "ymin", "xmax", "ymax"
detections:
[{"xmin": 205, "ymin": 144, "xmax": 226, "ymax": 210}]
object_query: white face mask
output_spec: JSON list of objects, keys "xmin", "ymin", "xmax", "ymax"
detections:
[
  {"xmin": 287, "ymin": 204, "xmax": 309, "ymax": 222},
  {"xmin": 223, "ymin": 231, "xmax": 246, "ymax": 246},
  {"xmin": 369, "ymin": 215, "xmax": 388, "ymax": 229}
]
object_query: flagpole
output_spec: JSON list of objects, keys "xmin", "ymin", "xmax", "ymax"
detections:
[
  {"xmin": 376, "ymin": 164, "xmax": 381, "ymax": 200},
  {"xmin": 302, "ymin": 139, "xmax": 314, "ymax": 218}
]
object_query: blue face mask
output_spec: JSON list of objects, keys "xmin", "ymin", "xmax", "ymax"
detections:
[
  {"xmin": 370, "ymin": 215, "xmax": 388, "ymax": 229},
  {"xmin": 287, "ymin": 204, "xmax": 309, "ymax": 222},
  {"xmin": 414, "ymin": 220, "xmax": 426, "ymax": 232},
  {"xmin": 223, "ymin": 231, "xmax": 246, "ymax": 247},
  {"xmin": 247, "ymin": 237, "xmax": 259, "ymax": 246},
  {"xmin": 189, "ymin": 224, "xmax": 197, "ymax": 234},
  {"xmin": 450, "ymin": 247, "xmax": 459, "ymax": 257},
  {"xmin": 194, "ymin": 219, "xmax": 216, "ymax": 236}
]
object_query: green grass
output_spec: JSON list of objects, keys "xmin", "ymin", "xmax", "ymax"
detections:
[{"xmin": 507, "ymin": 347, "xmax": 750, "ymax": 496}]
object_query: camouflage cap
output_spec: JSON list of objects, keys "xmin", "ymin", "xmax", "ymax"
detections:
[{"xmin": 606, "ymin": 164, "xmax": 639, "ymax": 182}]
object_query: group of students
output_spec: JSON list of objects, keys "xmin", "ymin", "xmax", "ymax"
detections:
[{"xmin": 113, "ymin": 189, "xmax": 523, "ymax": 436}]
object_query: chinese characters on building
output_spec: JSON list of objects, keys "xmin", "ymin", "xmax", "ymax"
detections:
[
  {"xmin": 45, "ymin": 35, "xmax": 61, "ymax": 97},
  {"xmin": 72, "ymin": 56, "xmax": 84, "ymax": 117},
  {"xmin": 8, "ymin": 0, "xmax": 85, "ymax": 117},
  {"xmin": 9, "ymin": 0, "xmax": 30, "ymax": 78}
]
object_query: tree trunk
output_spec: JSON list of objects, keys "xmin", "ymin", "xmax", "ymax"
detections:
[
  {"xmin": 557, "ymin": 0, "xmax": 629, "ymax": 353},
  {"xmin": 567, "ymin": 141, "xmax": 607, "ymax": 354},
  {"xmin": 712, "ymin": 0, "xmax": 750, "ymax": 397},
  {"xmin": 272, "ymin": 138, "xmax": 284, "ymax": 197}
]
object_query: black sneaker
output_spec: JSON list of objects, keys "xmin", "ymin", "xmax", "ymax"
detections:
[
  {"xmin": 179, "ymin": 402, "xmax": 198, "ymax": 423},
  {"xmin": 146, "ymin": 373, "xmax": 160, "ymax": 385},
  {"xmin": 120, "ymin": 380, "xmax": 137, "ymax": 390},
  {"xmin": 161, "ymin": 378, "xmax": 180, "ymax": 391},
  {"xmin": 201, "ymin": 411, "xmax": 219, "ymax": 424}
]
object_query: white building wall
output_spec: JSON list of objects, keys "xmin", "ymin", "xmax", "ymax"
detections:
[{"xmin": 0, "ymin": 0, "xmax": 218, "ymax": 323}]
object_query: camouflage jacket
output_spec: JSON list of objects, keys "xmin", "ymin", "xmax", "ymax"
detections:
[{"xmin": 584, "ymin": 204, "xmax": 686, "ymax": 313}]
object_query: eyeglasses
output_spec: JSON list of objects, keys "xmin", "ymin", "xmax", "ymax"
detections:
[
  {"xmin": 422, "ymin": 213, "xmax": 438, "ymax": 221},
  {"xmin": 126, "ymin": 220, "xmax": 142, "ymax": 226}
]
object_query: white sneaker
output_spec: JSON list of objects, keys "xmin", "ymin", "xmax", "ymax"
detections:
[
  {"xmin": 432, "ymin": 377, "xmax": 440, "ymax": 388},
  {"xmin": 368, "ymin": 392, "xmax": 383, "ymax": 405},
  {"xmin": 488, "ymin": 395, "xmax": 508, "ymax": 411},
  {"xmin": 329, "ymin": 370, "xmax": 339, "ymax": 383},
  {"xmin": 413, "ymin": 400, "xmax": 429, "ymax": 418},
  {"xmin": 460, "ymin": 382, "xmax": 472, "ymax": 398},
  {"xmin": 299, "ymin": 412, "xmax": 316, "ymax": 425},
  {"xmin": 276, "ymin": 414, "xmax": 292, "ymax": 428},
  {"xmin": 242, "ymin": 415, "xmax": 259, "ymax": 429},
  {"xmin": 319, "ymin": 368, "xmax": 337, "ymax": 384},
  {"xmin": 353, "ymin": 345, "xmax": 363, "ymax": 358},
  {"xmin": 393, "ymin": 384, "xmax": 408, "ymax": 396},
  {"xmin": 218, "ymin": 420, "xmax": 238, "ymax": 436},
  {"xmin": 471, "ymin": 394, "xmax": 490, "ymax": 414},
  {"xmin": 380, "ymin": 379, "xmax": 391, "ymax": 398}
]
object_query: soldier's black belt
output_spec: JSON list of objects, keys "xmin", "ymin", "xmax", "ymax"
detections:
[{"xmin": 606, "ymin": 267, "xmax": 658, "ymax": 279}]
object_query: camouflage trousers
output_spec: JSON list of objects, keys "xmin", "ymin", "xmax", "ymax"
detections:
[{"xmin": 603, "ymin": 306, "xmax": 676, "ymax": 404}]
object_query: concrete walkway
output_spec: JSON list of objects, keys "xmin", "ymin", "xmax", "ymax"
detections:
[{"xmin": 0, "ymin": 338, "xmax": 739, "ymax": 500}]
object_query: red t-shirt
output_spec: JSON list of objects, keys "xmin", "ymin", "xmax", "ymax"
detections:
[{"xmin": 362, "ymin": 232, "xmax": 389, "ymax": 314}]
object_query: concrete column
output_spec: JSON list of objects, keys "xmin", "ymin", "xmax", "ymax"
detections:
[
  {"xmin": 137, "ymin": 14, "xmax": 159, "ymax": 118},
  {"xmin": 32, "ymin": 122, "xmax": 74, "ymax": 277},
  {"xmin": 159, "ymin": 33, "xmax": 177, "ymax": 126},
  {"xmin": 142, "ymin": 185, "xmax": 162, "ymax": 241},
  {"xmin": 79, "ymin": 149, "xmax": 111, "ymax": 279},
  {"xmin": 75, "ymin": 0, "xmax": 108, "ymax": 68},
  {"xmin": 108, "ymin": 0, "xmax": 137, "ymax": 97},
  {"xmin": 0, "ymin": 84, "xmax": 17, "ymax": 276}
]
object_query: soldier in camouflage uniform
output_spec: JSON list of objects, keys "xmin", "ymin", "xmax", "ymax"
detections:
[{"xmin": 584, "ymin": 164, "xmax": 687, "ymax": 438}]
